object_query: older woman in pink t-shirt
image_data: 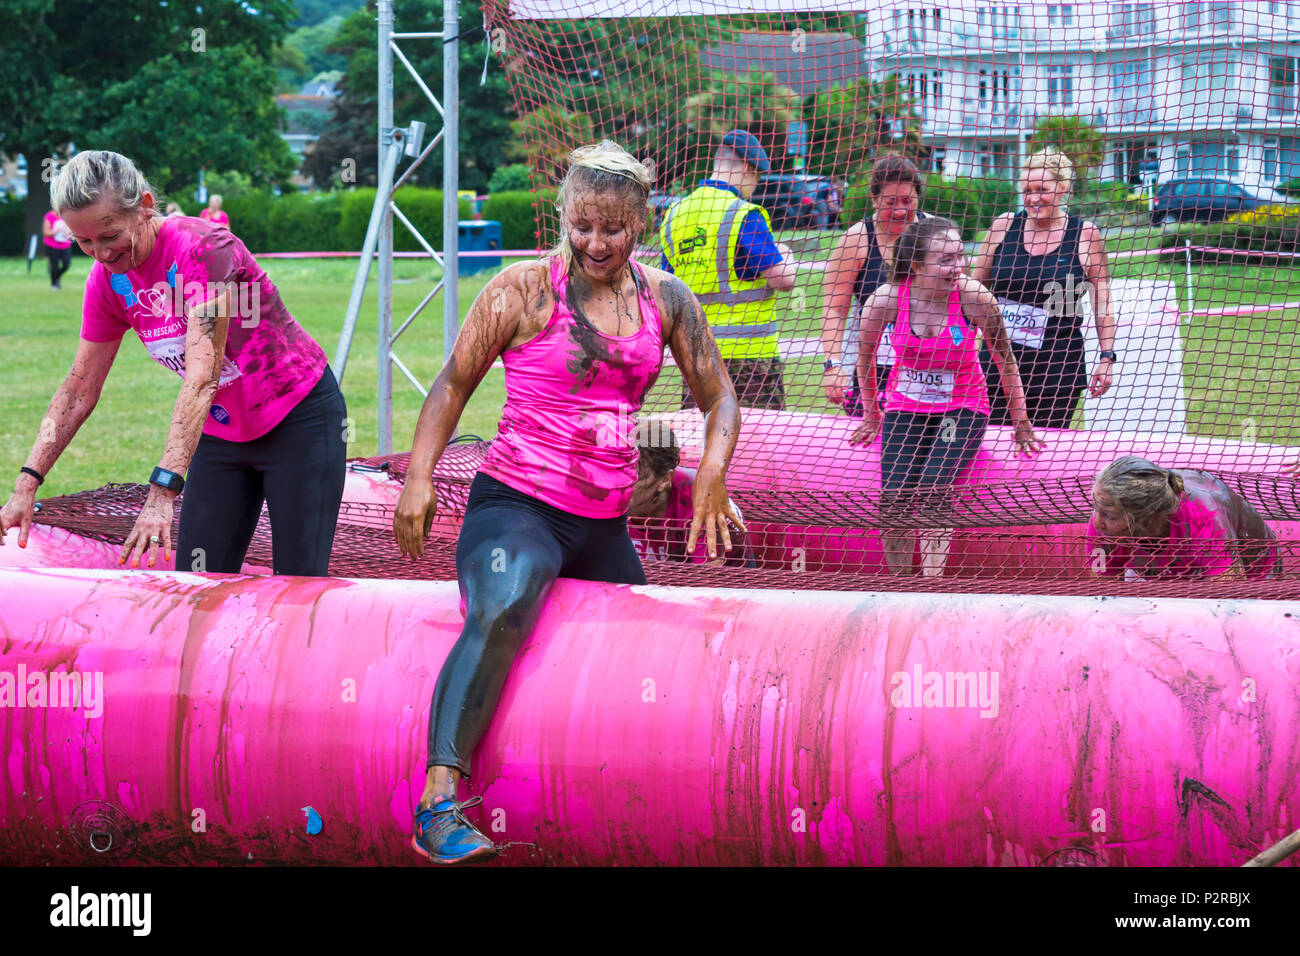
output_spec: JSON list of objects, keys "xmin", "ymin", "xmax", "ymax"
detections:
[{"xmin": 0, "ymin": 151, "xmax": 344, "ymax": 577}]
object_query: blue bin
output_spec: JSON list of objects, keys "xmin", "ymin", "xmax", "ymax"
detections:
[{"xmin": 457, "ymin": 220, "xmax": 501, "ymax": 275}]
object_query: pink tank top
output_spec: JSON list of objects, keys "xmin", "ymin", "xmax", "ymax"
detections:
[
  {"xmin": 479, "ymin": 257, "xmax": 666, "ymax": 518},
  {"xmin": 885, "ymin": 280, "xmax": 990, "ymax": 416}
]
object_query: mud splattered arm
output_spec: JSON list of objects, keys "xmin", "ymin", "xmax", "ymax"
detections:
[
  {"xmin": 661, "ymin": 275, "xmax": 744, "ymax": 560},
  {"xmin": 395, "ymin": 263, "xmax": 530, "ymax": 558}
]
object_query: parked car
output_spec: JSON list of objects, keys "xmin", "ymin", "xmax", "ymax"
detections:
[
  {"xmin": 1150, "ymin": 179, "xmax": 1289, "ymax": 224},
  {"xmin": 752, "ymin": 174, "xmax": 842, "ymax": 230}
]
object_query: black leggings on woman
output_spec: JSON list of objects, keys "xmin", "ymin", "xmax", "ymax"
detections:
[
  {"xmin": 427, "ymin": 473, "xmax": 646, "ymax": 776},
  {"xmin": 176, "ymin": 367, "xmax": 347, "ymax": 575},
  {"xmin": 879, "ymin": 408, "xmax": 987, "ymax": 521}
]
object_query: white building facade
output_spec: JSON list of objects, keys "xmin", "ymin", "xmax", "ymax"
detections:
[{"xmin": 869, "ymin": 0, "xmax": 1300, "ymax": 189}]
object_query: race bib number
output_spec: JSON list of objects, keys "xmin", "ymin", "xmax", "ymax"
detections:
[
  {"xmin": 895, "ymin": 367, "xmax": 955, "ymax": 405},
  {"xmin": 143, "ymin": 333, "xmax": 242, "ymax": 387},
  {"xmin": 998, "ymin": 298, "xmax": 1047, "ymax": 350},
  {"xmin": 876, "ymin": 322, "xmax": 897, "ymax": 367}
]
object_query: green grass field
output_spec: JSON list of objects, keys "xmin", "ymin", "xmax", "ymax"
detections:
[{"xmin": 4, "ymin": 236, "xmax": 1300, "ymax": 500}]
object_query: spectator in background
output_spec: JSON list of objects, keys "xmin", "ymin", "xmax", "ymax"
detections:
[
  {"xmin": 970, "ymin": 148, "xmax": 1116, "ymax": 429},
  {"xmin": 41, "ymin": 208, "xmax": 73, "ymax": 290},
  {"xmin": 820, "ymin": 154, "xmax": 929, "ymax": 416},
  {"xmin": 200, "ymin": 194, "xmax": 229, "ymax": 229},
  {"xmin": 164, "ymin": 202, "xmax": 184, "ymax": 217},
  {"xmin": 660, "ymin": 129, "xmax": 799, "ymax": 410},
  {"xmin": 628, "ymin": 424, "xmax": 752, "ymax": 567}
]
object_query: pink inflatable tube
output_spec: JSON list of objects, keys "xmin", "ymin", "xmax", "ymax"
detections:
[{"xmin": 1, "ymin": 558, "xmax": 1297, "ymax": 866}]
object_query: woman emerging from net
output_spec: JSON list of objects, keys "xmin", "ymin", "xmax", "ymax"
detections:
[
  {"xmin": 1088, "ymin": 456, "xmax": 1279, "ymax": 581},
  {"xmin": 391, "ymin": 141, "xmax": 744, "ymax": 864},
  {"xmin": 850, "ymin": 217, "xmax": 1045, "ymax": 576}
]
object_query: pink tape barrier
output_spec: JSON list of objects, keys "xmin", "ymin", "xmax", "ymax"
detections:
[{"xmin": 0, "ymin": 564, "xmax": 1296, "ymax": 865}]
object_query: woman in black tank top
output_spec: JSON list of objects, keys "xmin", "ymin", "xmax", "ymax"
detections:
[
  {"xmin": 970, "ymin": 150, "xmax": 1116, "ymax": 429},
  {"xmin": 820, "ymin": 155, "xmax": 927, "ymax": 417}
]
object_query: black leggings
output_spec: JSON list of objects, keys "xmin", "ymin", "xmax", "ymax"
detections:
[
  {"xmin": 427, "ymin": 473, "xmax": 646, "ymax": 776},
  {"xmin": 879, "ymin": 409, "xmax": 987, "ymax": 522},
  {"xmin": 176, "ymin": 368, "xmax": 346, "ymax": 575}
]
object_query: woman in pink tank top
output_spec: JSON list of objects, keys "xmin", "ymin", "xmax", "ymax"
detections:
[
  {"xmin": 849, "ymin": 217, "xmax": 1046, "ymax": 576},
  {"xmin": 392, "ymin": 141, "xmax": 744, "ymax": 864}
]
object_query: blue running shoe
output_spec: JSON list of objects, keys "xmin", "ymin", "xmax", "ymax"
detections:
[{"xmin": 411, "ymin": 795, "xmax": 498, "ymax": 865}]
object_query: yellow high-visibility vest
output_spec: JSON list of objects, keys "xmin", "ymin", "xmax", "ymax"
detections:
[{"xmin": 660, "ymin": 184, "xmax": 779, "ymax": 360}]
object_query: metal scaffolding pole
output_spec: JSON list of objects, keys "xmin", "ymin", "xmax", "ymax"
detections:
[{"xmin": 332, "ymin": 0, "xmax": 460, "ymax": 457}]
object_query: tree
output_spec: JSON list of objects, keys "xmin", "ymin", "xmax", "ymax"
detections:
[
  {"xmin": 90, "ymin": 47, "xmax": 297, "ymax": 196},
  {"xmin": 0, "ymin": 0, "xmax": 296, "ymax": 239},
  {"xmin": 803, "ymin": 74, "xmax": 922, "ymax": 181},
  {"xmin": 683, "ymin": 73, "xmax": 801, "ymax": 178},
  {"xmin": 305, "ymin": 0, "xmax": 516, "ymax": 192},
  {"xmin": 1027, "ymin": 115, "xmax": 1105, "ymax": 187}
]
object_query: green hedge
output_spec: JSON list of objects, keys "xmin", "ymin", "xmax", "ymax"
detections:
[
  {"xmin": 840, "ymin": 175, "xmax": 1018, "ymax": 240},
  {"xmin": 1158, "ymin": 218, "xmax": 1300, "ymax": 257},
  {"xmin": 0, "ymin": 195, "xmax": 25, "ymax": 256},
  {"xmin": 3, "ymin": 188, "xmax": 518, "ymax": 257},
  {"xmin": 481, "ymin": 189, "xmax": 554, "ymax": 250}
]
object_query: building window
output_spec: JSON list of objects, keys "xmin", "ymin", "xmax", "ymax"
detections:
[
  {"xmin": 1186, "ymin": 138, "xmax": 1239, "ymax": 178},
  {"xmin": 980, "ymin": 67, "xmax": 1016, "ymax": 114},
  {"xmin": 1182, "ymin": 2, "xmax": 1202, "ymax": 31},
  {"xmin": 1113, "ymin": 3, "xmax": 1155, "ymax": 37},
  {"xmin": 1048, "ymin": 65, "xmax": 1074, "ymax": 107},
  {"xmin": 1182, "ymin": 54, "xmax": 1237, "ymax": 116},
  {"xmin": 1208, "ymin": 1, "xmax": 1233, "ymax": 31},
  {"xmin": 1278, "ymin": 137, "xmax": 1300, "ymax": 183},
  {"xmin": 1270, "ymin": 56, "xmax": 1298, "ymax": 115},
  {"xmin": 1263, "ymin": 138, "xmax": 1279, "ymax": 181},
  {"xmin": 908, "ymin": 70, "xmax": 945, "ymax": 119},
  {"xmin": 1046, "ymin": 5, "xmax": 1073, "ymax": 26}
]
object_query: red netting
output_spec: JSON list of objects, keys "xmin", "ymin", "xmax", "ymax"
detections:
[{"xmin": 30, "ymin": 2, "xmax": 1300, "ymax": 600}]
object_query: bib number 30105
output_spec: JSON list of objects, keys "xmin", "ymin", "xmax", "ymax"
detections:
[{"xmin": 896, "ymin": 367, "xmax": 955, "ymax": 405}]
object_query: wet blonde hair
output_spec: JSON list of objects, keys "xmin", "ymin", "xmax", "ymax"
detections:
[
  {"xmin": 1022, "ymin": 147, "xmax": 1075, "ymax": 197},
  {"xmin": 51, "ymin": 150, "xmax": 160, "ymax": 219},
  {"xmin": 550, "ymin": 140, "xmax": 652, "ymax": 274},
  {"xmin": 1093, "ymin": 456, "xmax": 1185, "ymax": 533}
]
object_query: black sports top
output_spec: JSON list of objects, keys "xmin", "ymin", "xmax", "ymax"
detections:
[{"xmin": 984, "ymin": 210, "xmax": 1090, "ymax": 393}]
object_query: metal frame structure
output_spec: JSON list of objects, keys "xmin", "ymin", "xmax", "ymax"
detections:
[{"xmin": 332, "ymin": 0, "xmax": 460, "ymax": 455}]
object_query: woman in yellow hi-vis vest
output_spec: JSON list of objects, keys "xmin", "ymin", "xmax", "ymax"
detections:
[{"xmin": 660, "ymin": 130, "xmax": 798, "ymax": 409}]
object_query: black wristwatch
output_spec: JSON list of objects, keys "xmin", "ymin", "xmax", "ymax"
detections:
[
  {"xmin": 823, "ymin": 358, "xmax": 838, "ymax": 371},
  {"xmin": 1099, "ymin": 350, "xmax": 1118, "ymax": 363},
  {"xmin": 150, "ymin": 466, "xmax": 185, "ymax": 494}
]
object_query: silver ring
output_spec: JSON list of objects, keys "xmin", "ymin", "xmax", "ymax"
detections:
[{"xmin": 149, "ymin": 535, "xmax": 160, "ymax": 544}]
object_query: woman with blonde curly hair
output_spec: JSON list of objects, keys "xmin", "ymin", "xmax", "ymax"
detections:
[
  {"xmin": 970, "ymin": 148, "xmax": 1117, "ymax": 429},
  {"xmin": 393, "ymin": 140, "xmax": 744, "ymax": 864}
]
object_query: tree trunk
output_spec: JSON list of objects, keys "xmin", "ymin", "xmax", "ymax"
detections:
[{"xmin": 23, "ymin": 146, "xmax": 49, "ymax": 259}]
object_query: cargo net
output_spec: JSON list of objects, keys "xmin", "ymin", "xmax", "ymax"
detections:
[
  {"xmin": 28, "ymin": 441, "xmax": 1300, "ymax": 599},
  {"xmin": 29, "ymin": 1, "xmax": 1300, "ymax": 598}
]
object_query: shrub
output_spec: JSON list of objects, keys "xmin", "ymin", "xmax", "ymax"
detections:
[
  {"xmin": 488, "ymin": 164, "xmax": 534, "ymax": 193},
  {"xmin": 337, "ymin": 187, "xmax": 470, "ymax": 252},
  {"xmin": 0, "ymin": 194, "xmax": 26, "ymax": 256},
  {"xmin": 482, "ymin": 189, "xmax": 555, "ymax": 250}
]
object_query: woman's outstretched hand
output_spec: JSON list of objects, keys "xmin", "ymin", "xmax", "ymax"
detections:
[
  {"xmin": 687, "ymin": 461, "xmax": 746, "ymax": 561},
  {"xmin": 394, "ymin": 476, "xmax": 438, "ymax": 559}
]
